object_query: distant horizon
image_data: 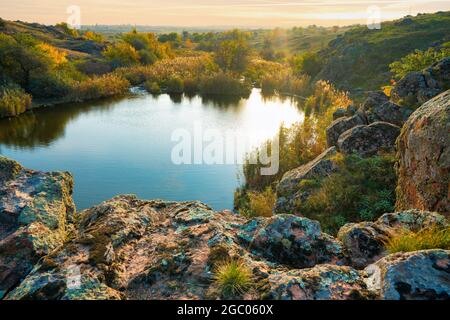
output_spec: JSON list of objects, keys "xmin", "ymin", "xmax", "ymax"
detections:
[
  {"xmin": 2, "ymin": 1, "xmax": 450, "ymax": 28},
  {"xmin": 4, "ymin": 10, "xmax": 449, "ymax": 32}
]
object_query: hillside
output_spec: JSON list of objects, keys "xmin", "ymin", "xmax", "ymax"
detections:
[
  {"xmin": 0, "ymin": 19, "xmax": 106, "ymax": 58},
  {"xmin": 315, "ymin": 11, "xmax": 450, "ymax": 92}
]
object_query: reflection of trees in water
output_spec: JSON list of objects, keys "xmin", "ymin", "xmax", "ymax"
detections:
[
  {"xmin": 168, "ymin": 93, "xmax": 183, "ymax": 104},
  {"xmin": 0, "ymin": 98, "xmax": 120, "ymax": 149},
  {"xmin": 200, "ymin": 94, "xmax": 244, "ymax": 108}
]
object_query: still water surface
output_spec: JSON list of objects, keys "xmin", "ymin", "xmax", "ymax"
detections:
[{"xmin": 0, "ymin": 89, "xmax": 303, "ymax": 211}]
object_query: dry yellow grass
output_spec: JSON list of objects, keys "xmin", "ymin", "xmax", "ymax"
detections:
[{"xmin": 384, "ymin": 225, "xmax": 450, "ymax": 254}]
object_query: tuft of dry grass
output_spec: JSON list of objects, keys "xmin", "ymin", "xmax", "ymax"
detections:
[
  {"xmin": 213, "ymin": 259, "xmax": 253, "ymax": 298},
  {"xmin": 384, "ymin": 225, "xmax": 450, "ymax": 254}
]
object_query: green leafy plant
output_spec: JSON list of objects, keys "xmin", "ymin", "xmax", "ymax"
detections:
[{"xmin": 389, "ymin": 46, "xmax": 450, "ymax": 79}]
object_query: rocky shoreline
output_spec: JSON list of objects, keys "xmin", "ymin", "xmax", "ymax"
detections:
[{"xmin": 0, "ymin": 155, "xmax": 448, "ymax": 300}]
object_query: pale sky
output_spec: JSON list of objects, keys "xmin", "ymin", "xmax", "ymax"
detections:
[{"xmin": 1, "ymin": 0, "xmax": 450, "ymax": 27}]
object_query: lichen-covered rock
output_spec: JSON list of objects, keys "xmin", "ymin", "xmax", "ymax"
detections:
[
  {"xmin": 0, "ymin": 156, "xmax": 75, "ymax": 299},
  {"xmin": 275, "ymin": 147, "xmax": 338, "ymax": 213},
  {"xmin": 338, "ymin": 210, "xmax": 448, "ymax": 269},
  {"xmin": 4, "ymin": 195, "xmax": 271, "ymax": 300},
  {"xmin": 332, "ymin": 108, "xmax": 347, "ymax": 120},
  {"xmin": 360, "ymin": 91, "xmax": 412, "ymax": 126},
  {"xmin": 396, "ymin": 90, "xmax": 450, "ymax": 214},
  {"xmin": 326, "ymin": 114, "xmax": 366, "ymax": 147},
  {"xmin": 337, "ymin": 222, "xmax": 389, "ymax": 270},
  {"xmin": 238, "ymin": 214, "xmax": 347, "ymax": 268},
  {"xmin": 365, "ymin": 249, "xmax": 450, "ymax": 300},
  {"xmin": 391, "ymin": 57, "xmax": 450, "ymax": 107},
  {"xmin": 337, "ymin": 122, "xmax": 400, "ymax": 157},
  {"xmin": 266, "ymin": 264, "xmax": 374, "ymax": 300},
  {"xmin": 376, "ymin": 209, "xmax": 448, "ymax": 231}
]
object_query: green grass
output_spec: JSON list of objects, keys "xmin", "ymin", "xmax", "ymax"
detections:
[
  {"xmin": 301, "ymin": 154, "xmax": 397, "ymax": 234},
  {"xmin": 213, "ymin": 259, "xmax": 253, "ymax": 298},
  {"xmin": 317, "ymin": 11, "xmax": 450, "ymax": 91},
  {"xmin": 384, "ymin": 225, "xmax": 450, "ymax": 254}
]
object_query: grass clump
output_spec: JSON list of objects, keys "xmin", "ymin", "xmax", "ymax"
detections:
[
  {"xmin": 236, "ymin": 187, "xmax": 275, "ymax": 218},
  {"xmin": 199, "ymin": 72, "xmax": 251, "ymax": 97},
  {"xmin": 213, "ymin": 259, "xmax": 253, "ymax": 298},
  {"xmin": 69, "ymin": 74, "xmax": 129, "ymax": 101},
  {"xmin": 385, "ymin": 225, "xmax": 450, "ymax": 254},
  {"xmin": 0, "ymin": 87, "xmax": 32, "ymax": 117}
]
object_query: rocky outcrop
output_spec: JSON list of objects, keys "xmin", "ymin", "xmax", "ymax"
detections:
[
  {"xmin": 2, "ymin": 193, "xmax": 351, "ymax": 300},
  {"xmin": 332, "ymin": 108, "xmax": 347, "ymax": 120},
  {"xmin": 360, "ymin": 91, "xmax": 412, "ymax": 126},
  {"xmin": 338, "ymin": 209, "xmax": 448, "ymax": 269},
  {"xmin": 391, "ymin": 57, "xmax": 450, "ymax": 107},
  {"xmin": 1, "ymin": 158, "xmax": 449, "ymax": 300},
  {"xmin": 365, "ymin": 249, "xmax": 450, "ymax": 300},
  {"xmin": 0, "ymin": 156, "xmax": 75, "ymax": 299},
  {"xmin": 396, "ymin": 90, "xmax": 450, "ymax": 214},
  {"xmin": 5, "ymin": 196, "xmax": 252, "ymax": 300},
  {"xmin": 266, "ymin": 264, "xmax": 374, "ymax": 300},
  {"xmin": 326, "ymin": 114, "xmax": 366, "ymax": 147},
  {"xmin": 238, "ymin": 214, "xmax": 347, "ymax": 268},
  {"xmin": 337, "ymin": 122, "xmax": 400, "ymax": 157},
  {"xmin": 275, "ymin": 147, "xmax": 338, "ymax": 213}
]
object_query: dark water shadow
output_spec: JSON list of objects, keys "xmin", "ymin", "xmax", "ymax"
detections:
[{"xmin": 0, "ymin": 96, "xmax": 124, "ymax": 150}]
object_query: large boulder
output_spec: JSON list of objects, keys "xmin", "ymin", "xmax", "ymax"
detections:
[
  {"xmin": 391, "ymin": 57, "xmax": 450, "ymax": 107},
  {"xmin": 360, "ymin": 91, "xmax": 413, "ymax": 126},
  {"xmin": 338, "ymin": 210, "xmax": 448, "ymax": 269},
  {"xmin": 0, "ymin": 156, "xmax": 75, "ymax": 299},
  {"xmin": 238, "ymin": 214, "xmax": 347, "ymax": 268},
  {"xmin": 275, "ymin": 147, "xmax": 338, "ymax": 213},
  {"xmin": 326, "ymin": 114, "xmax": 366, "ymax": 147},
  {"xmin": 5, "ymin": 195, "xmax": 272, "ymax": 300},
  {"xmin": 365, "ymin": 249, "xmax": 450, "ymax": 300},
  {"xmin": 337, "ymin": 122, "xmax": 400, "ymax": 157},
  {"xmin": 266, "ymin": 264, "xmax": 374, "ymax": 300},
  {"xmin": 396, "ymin": 90, "xmax": 450, "ymax": 214}
]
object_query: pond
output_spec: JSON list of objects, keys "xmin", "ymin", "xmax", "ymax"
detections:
[{"xmin": 0, "ymin": 89, "xmax": 303, "ymax": 211}]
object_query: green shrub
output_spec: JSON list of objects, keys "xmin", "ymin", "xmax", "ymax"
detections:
[
  {"xmin": 385, "ymin": 225, "xmax": 450, "ymax": 254},
  {"xmin": 301, "ymin": 154, "xmax": 397, "ymax": 234},
  {"xmin": 213, "ymin": 259, "xmax": 253, "ymax": 298},
  {"xmin": 183, "ymin": 77, "xmax": 199, "ymax": 94},
  {"xmin": 165, "ymin": 76, "xmax": 184, "ymax": 93},
  {"xmin": 144, "ymin": 81, "xmax": 161, "ymax": 94},
  {"xmin": 69, "ymin": 74, "xmax": 129, "ymax": 101},
  {"xmin": 0, "ymin": 87, "xmax": 32, "ymax": 118},
  {"xmin": 290, "ymin": 52, "xmax": 323, "ymax": 78},
  {"xmin": 28, "ymin": 73, "xmax": 73, "ymax": 98},
  {"xmin": 390, "ymin": 47, "xmax": 450, "ymax": 79},
  {"xmin": 199, "ymin": 72, "xmax": 251, "ymax": 97}
]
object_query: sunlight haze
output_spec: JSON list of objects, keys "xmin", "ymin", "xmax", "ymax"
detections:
[{"xmin": 2, "ymin": 0, "xmax": 450, "ymax": 27}]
